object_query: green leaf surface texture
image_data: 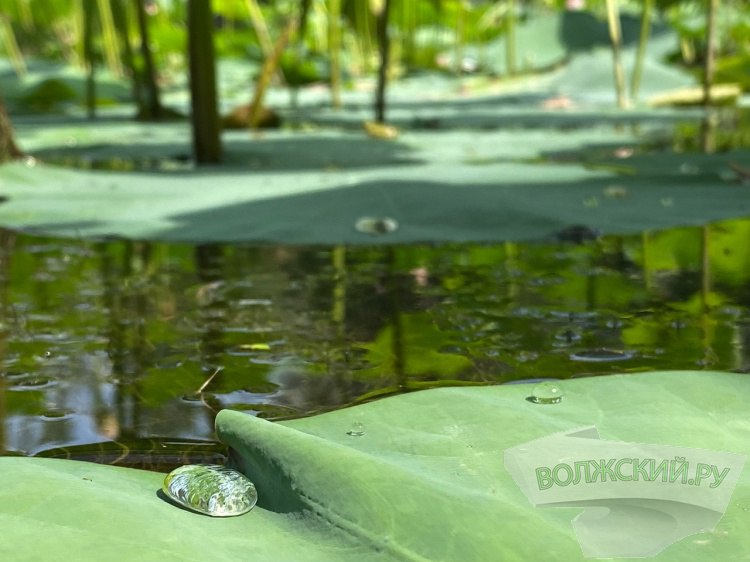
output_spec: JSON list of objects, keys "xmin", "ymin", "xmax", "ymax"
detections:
[{"xmin": 0, "ymin": 371, "xmax": 748, "ymax": 561}]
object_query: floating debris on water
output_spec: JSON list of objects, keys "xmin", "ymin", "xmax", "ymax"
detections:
[
  {"xmin": 162, "ymin": 464, "xmax": 257, "ymax": 517},
  {"xmin": 363, "ymin": 120, "xmax": 399, "ymax": 140}
]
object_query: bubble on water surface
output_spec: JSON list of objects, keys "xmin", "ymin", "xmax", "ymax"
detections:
[{"xmin": 528, "ymin": 382, "xmax": 563, "ymax": 404}]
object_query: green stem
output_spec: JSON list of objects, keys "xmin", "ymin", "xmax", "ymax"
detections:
[
  {"xmin": 112, "ymin": 0, "xmax": 144, "ymax": 112},
  {"xmin": 245, "ymin": 0, "xmax": 274, "ymax": 58},
  {"xmin": 97, "ymin": 0, "xmax": 123, "ymax": 76},
  {"xmin": 375, "ymin": 0, "xmax": 392, "ymax": 123},
  {"xmin": 188, "ymin": 0, "xmax": 222, "ymax": 163},
  {"xmin": 248, "ymin": 17, "xmax": 297, "ymax": 128},
  {"xmin": 630, "ymin": 0, "xmax": 652, "ymax": 101},
  {"xmin": 0, "ymin": 16, "xmax": 26, "ymax": 77},
  {"xmin": 506, "ymin": 0, "xmax": 516, "ymax": 76},
  {"xmin": 605, "ymin": 0, "xmax": 629, "ymax": 108},
  {"xmin": 455, "ymin": 0, "xmax": 465, "ymax": 75},
  {"xmin": 703, "ymin": 0, "xmax": 719, "ymax": 106},
  {"xmin": 134, "ymin": 0, "xmax": 162, "ymax": 119},
  {"xmin": 328, "ymin": 0, "xmax": 342, "ymax": 108},
  {"xmin": 83, "ymin": 0, "xmax": 97, "ymax": 119}
]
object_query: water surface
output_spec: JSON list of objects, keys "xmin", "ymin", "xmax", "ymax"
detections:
[{"xmin": 1, "ymin": 221, "xmax": 749, "ymax": 466}]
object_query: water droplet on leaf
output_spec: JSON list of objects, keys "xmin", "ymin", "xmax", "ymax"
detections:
[
  {"xmin": 529, "ymin": 382, "xmax": 563, "ymax": 404},
  {"xmin": 162, "ymin": 465, "xmax": 257, "ymax": 517},
  {"xmin": 347, "ymin": 421, "xmax": 365, "ymax": 436},
  {"xmin": 355, "ymin": 216, "xmax": 398, "ymax": 235}
]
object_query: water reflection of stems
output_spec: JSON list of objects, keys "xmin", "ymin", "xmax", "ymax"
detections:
[
  {"xmin": 0, "ymin": 230, "xmax": 12, "ymax": 454},
  {"xmin": 194, "ymin": 244, "xmax": 227, "ymax": 370},
  {"xmin": 642, "ymin": 231, "xmax": 652, "ymax": 292},
  {"xmin": 385, "ymin": 247, "xmax": 405, "ymax": 389},
  {"xmin": 700, "ymin": 225, "xmax": 716, "ymax": 367},
  {"xmin": 100, "ymin": 240, "xmax": 154, "ymax": 439},
  {"xmin": 332, "ymin": 246, "xmax": 346, "ymax": 338}
]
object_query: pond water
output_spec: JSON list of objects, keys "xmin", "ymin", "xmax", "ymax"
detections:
[{"xmin": 1, "ymin": 219, "xmax": 749, "ymax": 469}]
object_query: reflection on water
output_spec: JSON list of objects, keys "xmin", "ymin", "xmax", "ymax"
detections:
[{"xmin": 1, "ymin": 219, "xmax": 750, "ymax": 465}]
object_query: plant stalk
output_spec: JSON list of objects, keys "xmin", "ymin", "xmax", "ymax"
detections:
[{"xmin": 605, "ymin": 0, "xmax": 629, "ymax": 108}]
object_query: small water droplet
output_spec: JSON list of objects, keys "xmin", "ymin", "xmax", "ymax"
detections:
[
  {"xmin": 347, "ymin": 421, "xmax": 365, "ymax": 436},
  {"xmin": 355, "ymin": 216, "xmax": 398, "ymax": 235},
  {"xmin": 528, "ymin": 382, "xmax": 563, "ymax": 404},
  {"xmin": 582, "ymin": 196, "xmax": 599, "ymax": 208},
  {"xmin": 679, "ymin": 163, "xmax": 699, "ymax": 175}
]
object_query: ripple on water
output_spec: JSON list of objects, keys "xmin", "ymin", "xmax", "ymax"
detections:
[
  {"xmin": 39, "ymin": 408, "xmax": 75, "ymax": 421},
  {"xmin": 10, "ymin": 376, "xmax": 57, "ymax": 390},
  {"xmin": 570, "ymin": 349, "xmax": 635, "ymax": 362}
]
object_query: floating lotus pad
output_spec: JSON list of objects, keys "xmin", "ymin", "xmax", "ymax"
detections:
[{"xmin": 0, "ymin": 370, "xmax": 748, "ymax": 561}]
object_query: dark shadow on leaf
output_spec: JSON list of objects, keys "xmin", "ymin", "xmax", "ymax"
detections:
[
  {"xmin": 157, "ymin": 177, "xmax": 750, "ymax": 245},
  {"xmin": 299, "ymin": 107, "xmax": 704, "ymax": 133},
  {"xmin": 30, "ymin": 135, "xmax": 422, "ymax": 174}
]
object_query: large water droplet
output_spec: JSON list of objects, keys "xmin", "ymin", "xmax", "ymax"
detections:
[
  {"xmin": 162, "ymin": 465, "xmax": 257, "ymax": 517},
  {"xmin": 347, "ymin": 421, "xmax": 365, "ymax": 436},
  {"xmin": 528, "ymin": 382, "xmax": 563, "ymax": 404}
]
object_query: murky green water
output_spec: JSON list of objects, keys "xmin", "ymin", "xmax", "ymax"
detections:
[{"xmin": 1, "ymin": 219, "xmax": 749, "ymax": 468}]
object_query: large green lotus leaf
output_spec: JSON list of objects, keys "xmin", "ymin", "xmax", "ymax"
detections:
[
  {"xmin": 0, "ymin": 459, "xmax": 383, "ymax": 562},
  {"xmin": 0, "ymin": 144, "xmax": 748, "ymax": 245},
  {"xmin": 0, "ymin": 371, "xmax": 748, "ymax": 561}
]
